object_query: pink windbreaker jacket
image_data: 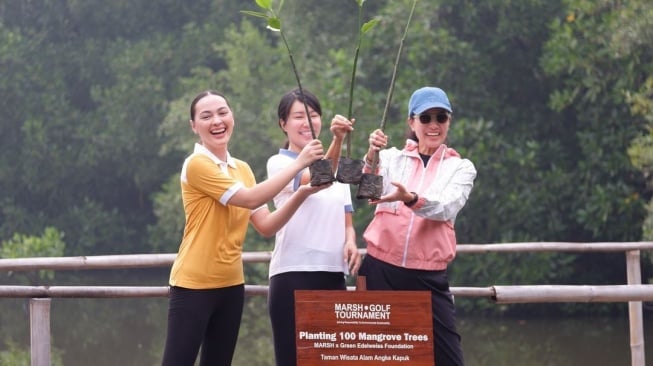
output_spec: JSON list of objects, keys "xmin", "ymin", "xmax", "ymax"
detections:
[{"xmin": 363, "ymin": 140, "xmax": 477, "ymax": 270}]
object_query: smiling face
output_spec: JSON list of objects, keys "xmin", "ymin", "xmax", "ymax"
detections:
[
  {"xmin": 281, "ymin": 100, "xmax": 322, "ymax": 153},
  {"xmin": 408, "ymin": 107, "xmax": 450, "ymax": 155},
  {"xmin": 189, "ymin": 93, "xmax": 234, "ymax": 160}
]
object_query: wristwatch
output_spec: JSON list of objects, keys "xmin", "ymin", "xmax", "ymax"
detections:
[{"xmin": 405, "ymin": 192, "xmax": 418, "ymax": 207}]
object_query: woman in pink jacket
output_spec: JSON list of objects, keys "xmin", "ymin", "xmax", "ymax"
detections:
[{"xmin": 360, "ymin": 86, "xmax": 477, "ymax": 366}]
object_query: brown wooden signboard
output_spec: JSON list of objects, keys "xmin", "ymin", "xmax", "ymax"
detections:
[{"xmin": 295, "ymin": 290, "xmax": 434, "ymax": 365}]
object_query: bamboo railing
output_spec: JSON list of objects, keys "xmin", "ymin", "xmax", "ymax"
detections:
[{"xmin": 1, "ymin": 242, "xmax": 652, "ymax": 366}]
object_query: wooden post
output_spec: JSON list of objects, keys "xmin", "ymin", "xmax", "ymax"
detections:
[
  {"xmin": 29, "ymin": 298, "xmax": 51, "ymax": 366},
  {"xmin": 626, "ymin": 250, "xmax": 645, "ymax": 366},
  {"xmin": 356, "ymin": 275, "xmax": 367, "ymax": 291}
]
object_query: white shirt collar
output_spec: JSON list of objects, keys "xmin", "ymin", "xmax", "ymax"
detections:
[{"xmin": 192, "ymin": 143, "xmax": 237, "ymax": 169}]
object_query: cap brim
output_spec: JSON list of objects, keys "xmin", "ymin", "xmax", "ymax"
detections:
[{"xmin": 414, "ymin": 102, "xmax": 452, "ymax": 115}]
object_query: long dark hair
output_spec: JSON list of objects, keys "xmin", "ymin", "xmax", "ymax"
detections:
[
  {"xmin": 277, "ymin": 88, "xmax": 322, "ymax": 149},
  {"xmin": 189, "ymin": 90, "xmax": 229, "ymax": 121}
]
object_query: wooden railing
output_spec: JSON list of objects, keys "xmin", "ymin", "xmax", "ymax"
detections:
[{"xmin": 1, "ymin": 242, "xmax": 653, "ymax": 366}]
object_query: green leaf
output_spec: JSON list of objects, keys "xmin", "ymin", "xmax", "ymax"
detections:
[
  {"xmin": 240, "ymin": 10, "xmax": 269, "ymax": 20},
  {"xmin": 362, "ymin": 18, "xmax": 380, "ymax": 34},
  {"xmin": 255, "ymin": 0, "xmax": 273, "ymax": 11},
  {"xmin": 267, "ymin": 17, "xmax": 281, "ymax": 31}
]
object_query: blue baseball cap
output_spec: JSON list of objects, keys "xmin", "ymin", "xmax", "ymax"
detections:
[{"xmin": 408, "ymin": 87, "xmax": 452, "ymax": 116}]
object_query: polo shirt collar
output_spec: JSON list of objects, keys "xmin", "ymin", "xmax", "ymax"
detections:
[
  {"xmin": 279, "ymin": 148, "xmax": 299, "ymax": 159},
  {"xmin": 193, "ymin": 143, "xmax": 237, "ymax": 169}
]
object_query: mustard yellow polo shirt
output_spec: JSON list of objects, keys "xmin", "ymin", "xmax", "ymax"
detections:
[{"xmin": 169, "ymin": 144, "xmax": 257, "ymax": 289}]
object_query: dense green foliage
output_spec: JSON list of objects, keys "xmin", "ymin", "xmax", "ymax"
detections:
[
  {"xmin": 1, "ymin": 227, "xmax": 64, "ymax": 283},
  {"xmin": 0, "ymin": 340, "xmax": 63, "ymax": 366},
  {"xmin": 1, "ymin": 0, "xmax": 652, "ymax": 319}
]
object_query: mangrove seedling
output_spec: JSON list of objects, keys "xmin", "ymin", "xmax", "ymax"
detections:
[
  {"xmin": 242, "ymin": 0, "xmax": 335, "ymax": 185},
  {"xmin": 337, "ymin": 0, "xmax": 380, "ymax": 184},
  {"xmin": 356, "ymin": 0, "xmax": 418, "ymax": 199}
]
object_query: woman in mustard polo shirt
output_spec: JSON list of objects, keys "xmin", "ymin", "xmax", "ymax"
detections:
[{"xmin": 161, "ymin": 90, "xmax": 327, "ymax": 366}]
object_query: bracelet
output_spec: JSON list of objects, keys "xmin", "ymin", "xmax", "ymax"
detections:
[{"xmin": 405, "ymin": 192, "xmax": 418, "ymax": 207}]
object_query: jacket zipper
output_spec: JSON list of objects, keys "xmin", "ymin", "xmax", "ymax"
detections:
[{"xmin": 400, "ymin": 146, "xmax": 446, "ymax": 266}]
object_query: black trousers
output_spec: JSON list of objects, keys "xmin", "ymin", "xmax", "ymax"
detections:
[
  {"xmin": 161, "ymin": 284, "xmax": 244, "ymax": 366},
  {"xmin": 359, "ymin": 255, "xmax": 465, "ymax": 366},
  {"xmin": 268, "ymin": 271, "xmax": 346, "ymax": 366}
]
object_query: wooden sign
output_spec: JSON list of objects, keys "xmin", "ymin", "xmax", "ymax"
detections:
[{"xmin": 295, "ymin": 290, "xmax": 434, "ymax": 365}]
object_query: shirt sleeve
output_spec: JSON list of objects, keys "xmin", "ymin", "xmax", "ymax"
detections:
[
  {"xmin": 267, "ymin": 154, "xmax": 303, "ymax": 209},
  {"xmin": 342, "ymin": 183, "xmax": 354, "ymax": 213},
  {"xmin": 414, "ymin": 158, "xmax": 477, "ymax": 222},
  {"xmin": 185, "ymin": 155, "xmax": 241, "ymax": 205}
]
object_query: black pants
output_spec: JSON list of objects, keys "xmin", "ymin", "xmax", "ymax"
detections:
[
  {"xmin": 268, "ymin": 271, "xmax": 346, "ymax": 366},
  {"xmin": 161, "ymin": 284, "xmax": 244, "ymax": 366},
  {"xmin": 359, "ymin": 255, "xmax": 465, "ymax": 366}
]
